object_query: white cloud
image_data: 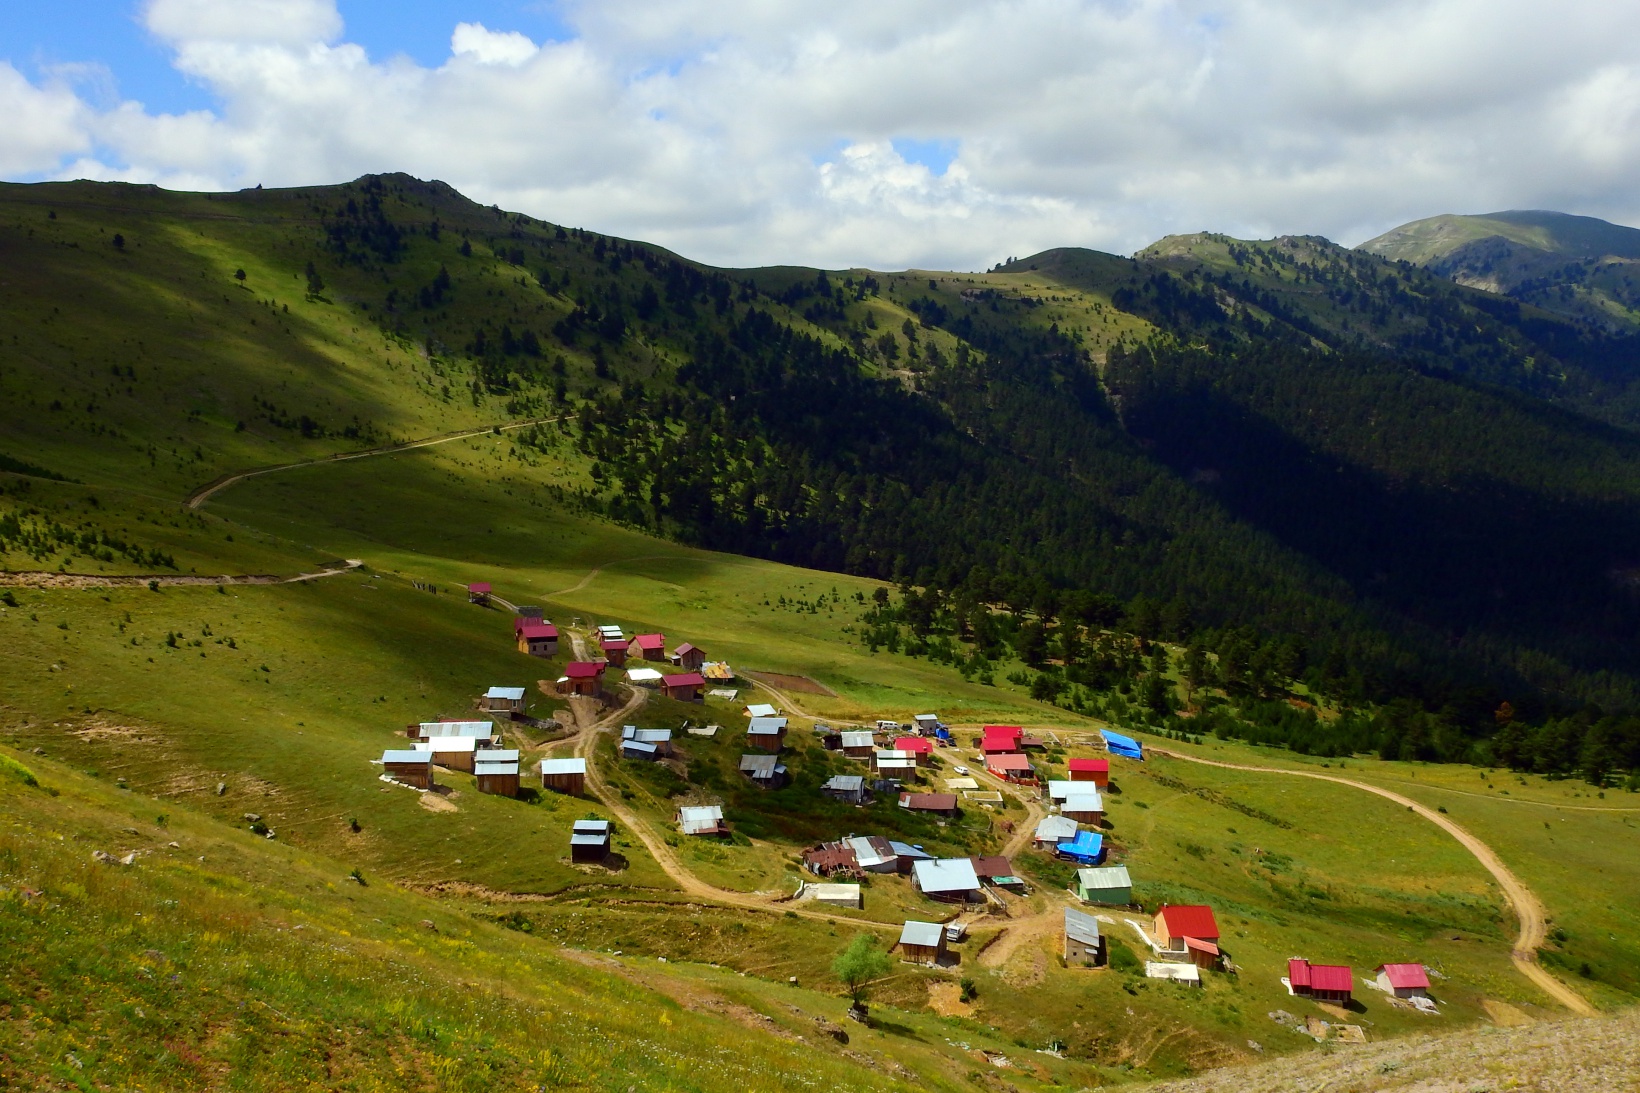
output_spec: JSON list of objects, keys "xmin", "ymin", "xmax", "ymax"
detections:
[
  {"xmin": 4, "ymin": 0, "xmax": 1640, "ymax": 268},
  {"xmin": 450, "ymin": 23, "xmax": 539, "ymax": 67}
]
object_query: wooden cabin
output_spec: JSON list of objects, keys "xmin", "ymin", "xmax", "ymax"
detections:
[
  {"xmin": 896, "ymin": 921, "xmax": 948, "ymax": 967},
  {"xmin": 738, "ymin": 753, "xmax": 788, "ymax": 788},
  {"xmin": 381, "ymin": 749, "xmax": 435, "ymax": 790},
  {"xmin": 676, "ymin": 805, "xmax": 729, "ymax": 837},
  {"xmin": 474, "ymin": 750, "xmax": 521, "ymax": 797},
  {"xmin": 821, "ymin": 774, "xmax": 868, "ymax": 804},
  {"xmin": 415, "ymin": 736, "xmax": 478, "ymax": 773},
  {"xmin": 632, "ymin": 633, "xmax": 666, "ymax": 661},
  {"xmin": 539, "ymin": 757, "xmax": 587, "ymax": 796},
  {"xmin": 1374, "ymin": 963, "xmax": 1431, "ymax": 999},
  {"xmin": 467, "ymin": 582, "xmax": 492, "ymax": 606},
  {"xmin": 986, "ymin": 752, "xmax": 1035, "ymax": 784},
  {"xmin": 481, "ymin": 686, "xmax": 527, "ymax": 715},
  {"xmin": 746, "ymin": 716, "xmax": 788, "ymax": 752},
  {"xmin": 670, "ymin": 643, "xmax": 706, "ymax": 670},
  {"xmin": 557, "ymin": 662, "xmax": 605, "ymax": 697},
  {"xmin": 839, "ymin": 730, "xmax": 876, "ymax": 759},
  {"xmin": 898, "ymin": 792, "xmax": 959, "ymax": 817},
  {"xmin": 893, "ymin": 736, "xmax": 935, "ymax": 765},
  {"xmin": 1154, "ymin": 905, "xmax": 1221, "ymax": 969},
  {"xmin": 571, "ymin": 819, "xmax": 612, "ymax": 863},
  {"xmin": 1061, "ymin": 791, "xmax": 1105, "ymax": 825},
  {"xmin": 517, "ymin": 621, "xmax": 559, "ymax": 658},
  {"xmin": 1068, "ymin": 757, "xmax": 1110, "ymax": 787},
  {"xmin": 912, "ymin": 858, "xmax": 982, "ymax": 903},
  {"xmin": 660, "ymin": 672, "xmax": 705, "ymax": 702},
  {"xmin": 1289, "ymin": 959, "xmax": 1353, "ymax": 1004},
  {"xmin": 600, "ymin": 638, "xmax": 630, "ymax": 666},
  {"xmin": 1063, "ymin": 907, "xmax": 1106, "ymax": 967}
]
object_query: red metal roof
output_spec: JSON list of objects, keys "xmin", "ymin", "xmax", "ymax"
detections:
[
  {"xmin": 1376, "ymin": 963, "xmax": 1429, "ymax": 989},
  {"xmin": 1068, "ymin": 758, "xmax": 1109, "ymax": 772},
  {"xmin": 674, "ymin": 642, "xmax": 699, "ymax": 655},
  {"xmin": 1156, "ymin": 904, "xmax": 1220, "ymax": 940},
  {"xmin": 804, "ymin": 847, "xmax": 858, "ymax": 872},
  {"xmin": 1308, "ymin": 964, "xmax": 1353, "ymax": 993},
  {"xmin": 1288, "ymin": 958, "xmax": 1311, "ymax": 988},
  {"xmin": 519, "ymin": 622, "xmax": 557, "ymax": 639},
  {"xmin": 893, "ymin": 737, "xmax": 933, "ymax": 754},
  {"xmin": 986, "ymin": 753, "xmax": 1033, "ymax": 771},
  {"xmin": 633, "ymin": 634, "xmax": 665, "ymax": 650},
  {"xmin": 565, "ymin": 662, "xmax": 605, "ymax": 678},
  {"xmin": 969, "ymin": 855, "xmax": 1015, "ymax": 880},
  {"xmin": 980, "ymin": 739, "xmax": 1021, "ymax": 754},
  {"xmin": 600, "ymin": 638, "xmax": 629, "ymax": 650},
  {"xmin": 467, "ymin": 582, "xmax": 491, "ymax": 593},
  {"xmin": 1185, "ymin": 937, "xmax": 1220, "ymax": 957},
  {"xmin": 981, "ymin": 725, "xmax": 1022, "ymax": 740},
  {"xmin": 664, "ymin": 672, "xmax": 705, "ymax": 688}
]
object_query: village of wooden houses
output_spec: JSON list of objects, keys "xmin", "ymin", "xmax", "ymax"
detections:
[{"xmin": 370, "ymin": 580, "xmax": 1439, "ymax": 1037}]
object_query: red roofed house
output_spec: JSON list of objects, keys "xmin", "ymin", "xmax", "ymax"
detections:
[
  {"xmin": 517, "ymin": 621, "xmax": 559, "ymax": 658},
  {"xmin": 633, "ymin": 633, "xmax": 666, "ymax": 662},
  {"xmin": 558, "ymin": 661, "xmax": 605, "ymax": 697},
  {"xmin": 1154, "ymin": 905, "xmax": 1222, "ymax": 969},
  {"xmin": 893, "ymin": 737, "xmax": 935, "ymax": 765},
  {"xmin": 600, "ymin": 637, "xmax": 630, "ymax": 667},
  {"xmin": 1068, "ymin": 757, "xmax": 1110, "ymax": 787},
  {"xmin": 986, "ymin": 752, "xmax": 1036, "ymax": 784},
  {"xmin": 899, "ymin": 792, "xmax": 959, "ymax": 817},
  {"xmin": 467, "ymin": 582, "xmax": 492, "ymax": 606},
  {"xmin": 1290, "ymin": 959, "xmax": 1353, "ymax": 1003},
  {"xmin": 661, "ymin": 672, "xmax": 706, "ymax": 702},
  {"xmin": 670, "ymin": 643, "xmax": 706, "ymax": 671},
  {"xmin": 980, "ymin": 725, "xmax": 1023, "ymax": 754},
  {"xmin": 1374, "ymin": 963, "xmax": 1430, "ymax": 999}
]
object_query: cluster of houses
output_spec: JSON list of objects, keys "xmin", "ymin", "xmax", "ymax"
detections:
[
  {"xmin": 1283, "ymin": 959, "xmax": 1436, "ymax": 1009},
  {"xmin": 378, "ymin": 700, "xmax": 524, "ymax": 798},
  {"xmin": 549, "ymin": 623, "xmax": 712, "ymax": 703}
]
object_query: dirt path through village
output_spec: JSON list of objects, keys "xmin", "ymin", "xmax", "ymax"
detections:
[
  {"xmin": 1150, "ymin": 746, "xmax": 1596, "ymax": 1016},
  {"xmin": 185, "ymin": 416, "xmax": 561, "ymax": 509}
]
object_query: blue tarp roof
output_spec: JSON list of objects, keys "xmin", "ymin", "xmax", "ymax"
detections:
[
  {"xmin": 1056, "ymin": 830, "xmax": 1104, "ymax": 863},
  {"xmin": 1101, "ymin": 730, "xmax": 1144, "ymax": 760}
]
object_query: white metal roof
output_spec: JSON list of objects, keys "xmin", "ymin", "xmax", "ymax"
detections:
[
  {"xmin": 1145, "ymin": 962, "xmax": 1201, "ymax": 983},
  {"xmin": 475, "ymin": 759, "xmax": 520, "ymax": 775},
  {"xmin": 899, "ymin": 920, "xmax": 944, "ymax": 947},
  {"xmin": 839, "ymin": 731, "xmax": 875, "ymax": 748},
  {"xmin": 418, "ymin": 721, "xmax": 495, "ymax": 738},
  {"xmin": 622, "ymin": 740, "xmax": 659, "ymax": 756},
  {"xmin": 415, "ymin": 737, "xmax": 478, "ymax": 753},
  {"xmin": 823, "ymin": 774, "xmax": 865, "ymax": 791},
  {"xmin": 1077, "ymin": 865, "xmax": 1132, "ymax": 889},
  {"xmin": 913, "ymin": 857, "xmax": 980, "ymax": 894},
  {"xmin": 747, "ymin": 716, "xmax": 788, "ymax": 734},
  {"xmin": 539, "ymin": 757, "xmax": 588, "ymax": 775},
  {"xmin": 914, "ymin": 713, "xmax": 939, "ymax": 723},
  {"xmin": 1063, "ymin": 791, "xmax": 1104, "ymax": 811},
  {"xmin": 844, "ymin": 836, "xmax": 897, "ymax": 870},
  {"xmin": 677, "ymin": 805, "xmax": 724, "ymax": 835},
  {"xmin": 381, "ymin": 749, "xmax": 430, "ymax": 765},
  {"xmin": 572, "ymin": 819, "xmax": 613, "ymax": 834},
  {"xmin": 1035, "ymin": 815, "xmax": 1080, "ymax": 841},
  {"xmin": 739, "ymin": 754, "xmax": 783, "ymax": 775},
  {"xmin": 1045, "ymin": 779, "xmax": 1077, "ymax": 801},
  {"xmin": 627, "ymin": 667, "xmax": 665, "ymax": 683},
  {"xmin": 875, "ymin": 757, "xmax": 917, "ymax": 771},
  {"xmin": 807, "ymin": 884, "xmax": 862, "ymax": 905},
  {"xmin": 744, "ymin": 703, "xmax": 778, "ymax": 718},
  {"xmin": 484, "ymin": 686, "xmax": 527, "ymax": 701}
]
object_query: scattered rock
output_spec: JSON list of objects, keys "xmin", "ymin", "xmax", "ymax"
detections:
[
  {"xmin": 119, "ymin": 852, "xmax": 140, "ymax": 865},
  {"xmin": 242, "ymin": 813, "xmax": 262, "ymax": 824},
  {"xmin": 32, "ymin": 747, "xmax": 44, "ymax": 755},
  {"xmin": 1247, "ymin": 1039, "xmax": 1263, "ymax": 1052},
  {"xmin": 91, "ymin": 850, "xmax": 117, "ymax": 865},
  {"xmin": 216, "ymin": 782, "xmax": 227, "ymax": 796},
  {"xmin": 167, "ymin": 841, "xmax": 180, "ymax": 849},
  {"xmin": 421, "ymin": 919, "xmax": 438, "ymax": 932},
  {"xmin": 815, "ymin": 1018, "xmax": 849, "ymax": 1044}
]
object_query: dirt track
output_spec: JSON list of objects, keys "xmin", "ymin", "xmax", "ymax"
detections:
[
  {"xmin": 0, "ymin": 559, "xmax": 362, "ymax": 589},
  {"xmin": 185, "ymin": 416, "xmax": 560, "ymax": 509},
  {"xmin": 1149, "ymin": 746, "xmax": 1596, "ymax": 1016}
]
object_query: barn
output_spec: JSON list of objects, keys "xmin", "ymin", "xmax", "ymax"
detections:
[
  {"xmin": 899, "ymin": 792, "xmax": 958, "ymax": 817},
  {"xmin": 821, "ymin": 774, "xmax": 868, "ymax": 803},
  {"xmin": 1061, "ymin": 790, "xmax": 1104, "ymax": 825},
  {"xmin": 1063, "ymin": 907, "xmax": 1105, "ymax": 967},
  {"xmin": 1034, "ymin": 815, "xmax": 1079, "ymax": 847},
  {"xmin": 677, "ymin": 805, "xmax": 729, "ymax": 837},
  {"xmin": 475, "ymin": 749, "xmax": 521, "ymax": 797},
  {"xmin": 539, "ymin": 757, "xmax": 587, "ymax": 796},
  {"xmin": 892, "ymin": 736, "xmax": 935, "ymax": 765},
  {"xmin": 381, "ymin": 749, "xmax": 435, "ymax": 789}
]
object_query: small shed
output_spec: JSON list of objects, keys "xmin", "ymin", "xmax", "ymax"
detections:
[
  {"xmin": 539, "ymin": 757, "xmax": 587, "ymax": 796},
  {"xmin": 517, "ymin": 621, "xmax": 559, "ymax": 657},
  {"xmin": 382, "ymin": 749, "xmax": 434, "ymax": 789},
  {"xmin": 746, "ymin": 716, "xmax": 789, "ymax": 752},
  {"xmin": 474, "ymin": 749, "xmax": 521, "ymax": 797},
  {"xmin": 482, "ymin": 686, "xmax": 527, "ymax": 714},
  {"xmin": 571, "ymin": 819, "xmax": 612, "ymax": 862},
  {"xmin": 969, "ymin": 855, "xmax": 1024, "ymax": 890},
  {"xmin": 804, "ymin": 844, "xmax": 861, "ymax": 877},
  {"xmin": 874, "ymin": 750, "xmax": 919, "ymax": 779},
  {"xmin": 839, "ymin": 730, "xmax": 876, "ymax": 759},
  {"xmin": 622, "ymin": 726, "xmax": 673, "ymax": 756},
  {"xmin": 1068, "ymin": 757, "xmax": 1110, "ymax": 786},
  {"xmin": 739, "ymin": 753, "xmax": 789, "ymax": 788},
  {"xmin": 632, "ymin": 633, "xmax": 666, "ymax": 661},
  {"xmin": 1073, "ymin": 865, "xmax": 1132, "ymax": 906},
  {"xmin": 677, "ymin": 805, "xmax": 729, "ymax": 837},
  {"xmin": 912, "ymin": 858, "xmax": 982, "ymax": 903},
  {"xmin": 414, "ymin": 736, "xmax": 478, "ymax": 773},
  {"xmin": 622, "ymin": 739, "xmax": 660, "ymax": 761},
  {"xmin": 821, "ymin": 774, "xmax": 868, "ymax": 804},
  {"xmin": 1374, "ymin": 963, "xmax": 1431, "ymax": 999},
  {"xmin": 661, "ymin": 672, "xmax": 706, "ymax": 702},
  {"xmin": 896, "ymin": 920, "xmax": 948, "ymax": 966},
  {"xmin": 1063, "ymin": 907, "xmax": 1105, "ymax": 967},
  {"xmin": 899, "ymin": 792, "xmax": 958, "ymax": 817},
  {"xmin": 1034, "ymin": 815, "xmax": 1080, "ymax": 847},
  {"xmin": 671, "ymin": 643, "xmax": 706, "ymax": 670},
  {"xmin": 467, "ymin": 582, "xmax": 492, "ymax": 606},
  {"xmin": 600, "ymin": 638, "xmax": 630, "ymax": 666},
  {"xmin": 744, "ymin": 702, "xmax": 779, "ymax": 719},
  {"xmin": 596, "ymin": 624, "xmax": 625, "ymax": 640},
  {"xmin": 558, "ymin": 662, "xmax": 605, "ymax": 697},
  {"xmin": 805, "ymin": 883, "xmax": 862, "ymax": 909}
]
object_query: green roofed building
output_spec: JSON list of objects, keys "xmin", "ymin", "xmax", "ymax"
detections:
[{"xmin": 1073, "ymin": 865, "xmax": 1132, "ymax": 906}]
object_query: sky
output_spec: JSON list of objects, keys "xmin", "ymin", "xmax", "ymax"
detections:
[{"xmin": 4, "ymin": 0, "xmax": 1640, "ymax": 270}]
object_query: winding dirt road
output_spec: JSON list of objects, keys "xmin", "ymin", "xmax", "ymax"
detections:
[
  {"xmin": 1149, "ymin": 746, "xmax": 1596, "ymax": 1016},
  {"xmin": 185, "ymin": 416, "xmax": 561, "ymax": 509}
]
